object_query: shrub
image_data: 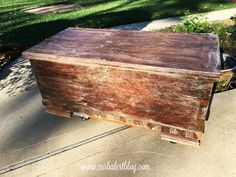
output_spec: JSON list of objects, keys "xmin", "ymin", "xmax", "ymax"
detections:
[
  {"xmin": 158, "ymin": 12, "xmax": 236, "ymax": 55},
  {"xmin": 157, "ymin": 12, "xmax": 236, "ymax": 92},
  {"xmin": 175, "ymin": 10, "xmax": 212, "ymax": 33}
]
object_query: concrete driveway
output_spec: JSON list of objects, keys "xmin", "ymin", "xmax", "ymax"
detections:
[{"xmin": 0, "ymin": 55, "xmax": 236, "ymax": 177}]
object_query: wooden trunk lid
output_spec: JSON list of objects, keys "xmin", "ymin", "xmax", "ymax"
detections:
[{"xmin": 23, "ymin": 27, "xmax": 221, "ymax": 80}]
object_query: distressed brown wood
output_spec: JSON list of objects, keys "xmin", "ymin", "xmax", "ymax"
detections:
[{"xmin": 22, "ymin": 28, "xmax": 221, "ymax": 146}]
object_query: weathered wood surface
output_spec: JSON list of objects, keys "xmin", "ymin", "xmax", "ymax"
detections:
[
  {"xmin": 24, "ymin": 28, "xmax": 221, "ymax": 79},
  {"xmin": 23, "ymin": 28, "xmax": 221, "ymax": 146}
]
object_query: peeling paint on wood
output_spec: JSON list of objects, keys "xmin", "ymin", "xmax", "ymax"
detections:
[{"xmin": 22, "ymin": 28, "xmax": 221, "ymax": 146}]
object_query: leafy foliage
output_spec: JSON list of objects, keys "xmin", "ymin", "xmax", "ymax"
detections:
[
  {"xmin": 158, "ymin": 12, "xmax": 236, "ymax": 92},
  {"xmin": 175, "ymin": 10, "xmax": 211, "ymax": 33},
  {"xmin": 158, "ymin": 12, "xmax": 236, "ymax": 55}
]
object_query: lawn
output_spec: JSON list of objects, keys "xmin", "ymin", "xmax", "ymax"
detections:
[{"xmin": 1, "ymin": 0, "xmax": 236, "ymax": 47}]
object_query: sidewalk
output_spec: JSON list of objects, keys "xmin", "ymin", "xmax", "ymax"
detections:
[
  {"xmin": 0, "ymin": 58, "xmax": 125, "ymax": 173},
  {"xmin": 113, "ymin": 8, "xmax": 236, "ymax": 31}
]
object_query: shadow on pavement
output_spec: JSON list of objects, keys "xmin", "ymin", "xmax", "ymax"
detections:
[{"xmin": 0, "ymin": 57, "xmax": 36, "ymax": 96}]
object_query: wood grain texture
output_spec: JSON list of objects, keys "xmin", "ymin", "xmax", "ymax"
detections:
[
  {"xmin": 23, "ymin": 27, "xmax": 221, "ymax": 80},
  {"xmin": 22, "ymin": 28, "xmax": 221, "ymax": 146}
]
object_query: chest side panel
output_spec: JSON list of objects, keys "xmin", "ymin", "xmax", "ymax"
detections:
[{"xmin": 30, "ymin": 60, "xmax": 214, "ymax": 132}]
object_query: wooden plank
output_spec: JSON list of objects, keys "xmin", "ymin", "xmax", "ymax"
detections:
[
  {"xmin": 23, "ymin": 28, "xmax": 221, "ymax": 80},
  {"xmin": 30, "ymin": 59, "xmax": 212, "ymax": 133}
]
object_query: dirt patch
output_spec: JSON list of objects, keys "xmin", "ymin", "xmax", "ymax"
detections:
[
  {"xmin": 24, "ymin": 4, "xmax": 82, "ymax": 14},
  {"xmin": 0, "ymin": 43, "xmax": 25, "ymax": 71}
]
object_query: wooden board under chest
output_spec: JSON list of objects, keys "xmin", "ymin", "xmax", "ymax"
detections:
[{"xmin": 23, "ymin": 28, "xmax": 221, "ymax": 146}]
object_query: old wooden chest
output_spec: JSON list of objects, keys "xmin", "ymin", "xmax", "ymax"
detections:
[{"xmin": 23, "ymin": 28, "xmax": 221, "ymax": 146}]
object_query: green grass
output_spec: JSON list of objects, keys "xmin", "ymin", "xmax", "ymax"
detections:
[{"xmin": 1, "ymin": 0, "xmax": 236, "ymax": 47}]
